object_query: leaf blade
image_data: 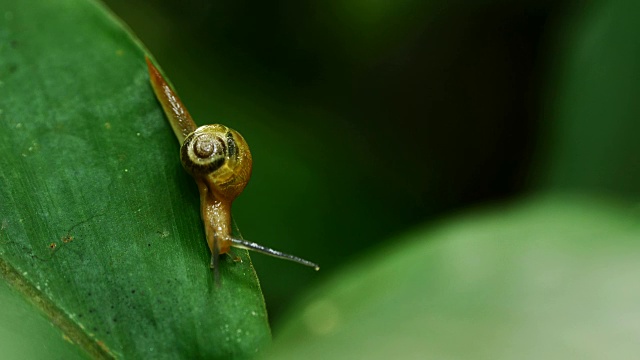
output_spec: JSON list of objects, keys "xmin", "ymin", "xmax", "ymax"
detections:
[{"xmin": 0, "ymin": 0, "xmax": 271, "ymax": 358}]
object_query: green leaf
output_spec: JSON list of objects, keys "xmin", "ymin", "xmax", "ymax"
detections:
[
  {"xmin": 0, "ymin": 0, "xmax": 270, "ymax": 358},
  {"xmin": 265, "ymin": 194, "xmax": 640, "ymax": 359}
]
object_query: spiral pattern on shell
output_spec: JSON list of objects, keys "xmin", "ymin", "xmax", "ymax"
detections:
[
  {"xmin": 179, "ymin": 124, "xmax": 252, "ymax": 201},
  {"xmin": 180, "ymin": 125, "xmax": 231, "ymax": 176}
]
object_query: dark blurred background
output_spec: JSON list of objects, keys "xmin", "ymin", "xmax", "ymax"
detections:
[{"xmin": 102, "ymin": 0, "xmax": 640, "ymax": 322}]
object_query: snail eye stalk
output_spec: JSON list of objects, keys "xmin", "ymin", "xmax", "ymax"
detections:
[{"xmin": 230, "ymin": 238, "xmax": 320, "ymax": 271}]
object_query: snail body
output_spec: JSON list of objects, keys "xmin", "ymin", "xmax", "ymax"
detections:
[
  {"xmin": 145, "ymin": 57, "xmax": 318, "ymax": 282},
  {"xmin": 180, "ymin": 124, "xmax": 252, "ymax": 257}
]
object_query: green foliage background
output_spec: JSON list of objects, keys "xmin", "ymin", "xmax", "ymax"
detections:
[{"xmin": 1, "ymin": 0, "xmax": 639, "ymax": 358}]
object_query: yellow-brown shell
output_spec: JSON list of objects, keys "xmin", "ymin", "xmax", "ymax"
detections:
[{"xmin": 180, "ymin": 124, "xmax": 253, "ymax": 202}]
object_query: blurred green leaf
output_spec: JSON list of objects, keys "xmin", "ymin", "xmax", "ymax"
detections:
[
  {"xmin": 538, "ymin": 0, "xmax": 640, "ymax": 196},
  {"xmin": 266, "ymin": 194, "xmax": 640, "ymax": 360},
  {"xmin": 0, "ymin": 0, "xmax": 270, "ymax": 358}
]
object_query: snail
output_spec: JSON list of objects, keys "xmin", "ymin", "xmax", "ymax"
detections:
[{"xmin": 145, "ymin": 57, "xmax": 319, "ymax": 282}]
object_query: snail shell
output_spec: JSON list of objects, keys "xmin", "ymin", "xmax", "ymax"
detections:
[
  {"xmin": 180, "ymin": 124, "xmax": 252, "ymax": 201},
  {"xmin": 180, "ymin": 124, "xmax": 252, "ymax": 202}
]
